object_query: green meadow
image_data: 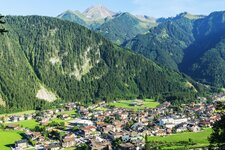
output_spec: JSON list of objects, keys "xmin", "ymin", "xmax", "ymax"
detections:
[
  {"xmin": 50, "ymin": 118, "xmax": 73, "ymax": 124},
  {"xmin": 50, "ymin": 110, "xmax": 77, "ymax": 123},
  {"xmin": 94, "ymin": 107, "xmax": 108, "ymax": 111},
  {"xmin": 0, "ymin": 110, "xmax": 35, "ymax": 117},
  {"xmin": 5, "ymin": 119, "xmax": 39, "ymax": 130},
  {"xmin": 147, "ymin": 128, "xmax": 212, "ymax": 149},
  {"xmin": 0, "ymin": 129, "xmax": 23, "ymax": 150},
  {"xmin": 109, "ymin": 99, "xmax": 159, "ymax": 110}
]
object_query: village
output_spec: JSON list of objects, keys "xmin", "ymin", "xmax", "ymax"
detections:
[{"xmin": 0, "ymin": 97, "xmax": 224, "ymax": 150}]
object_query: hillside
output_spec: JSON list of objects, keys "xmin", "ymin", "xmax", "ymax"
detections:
[
  {"xmin": 123, "ymin": 16, "xmax": 195, "ymax": 70},
  {"xmin": 0, "ymin": 16, "xmax": 198, "ymax": 113},
  {"xmin": 57, "ymin": 10, "xmax": 88, "ymax": 27},
  {"xmin": 57, "ymin": 5, "xmax": 115, "ymax": 30},
  {"xmin": 96, "ymin": 12, "xmax": 156, "ymax": 44},
  {"xmin": 58, "ymin": 6, "xmax": 157, "ymax": 44},
  {"xmin": 157, "ymin": 12, "xmax": 205, "ymax": 23},
  {"xmin": 124, "ymin": 11, "xmax": 225, "ymax": 87},
  {"xmin": 83, "ymin": 5, "xmax": 115, "ymax": 20},
  {"xmin": 181, "ymin": 11, "xmax": 225, "ymax": 86}
]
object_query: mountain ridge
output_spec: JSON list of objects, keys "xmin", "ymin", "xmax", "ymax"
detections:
[
  {"xmin": 83, "ymin": 5, "xmax": 116, "ymax": 20},
  {"xmin": 96, "ymin": 12, "xmax": 156, "ymax": 44},
  {"xmin": 0, "ymin": 15, "xmax": 199, "ymax": 113},
  {"xmin": 57, "ymin": 6, "xmax": 157, "ymax": 43},
  {"xmin": 124, "ymin": 10, "xmax": 225, "ymax": 87}
]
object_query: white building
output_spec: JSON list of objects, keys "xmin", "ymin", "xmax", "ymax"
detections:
[
  {"xmin": 159, "ymin": 117, "xmax": 188, "ymax": 126},
  {"xmin": 69, "ymin": 119, "xmax": 94, "ymax": 126},
  {"xmin": 165, "ymin": 123, "xmax": 176, "ymax": 129}
]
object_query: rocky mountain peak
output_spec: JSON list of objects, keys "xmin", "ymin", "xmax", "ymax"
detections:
[{"xmin": 83, "ymin": 5, "xmax": 115, "ymax": 20}]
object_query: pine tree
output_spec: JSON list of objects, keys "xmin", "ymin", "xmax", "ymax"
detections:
[
  {"xmin": 209, "ymin": 115, "xmax": 225, "ymax": 149},
  {"xmin": 145, "ymin": 134, "xmax": 152, "ymax": 150},
  {"xmin": 0, "ymin": 15, "xmax": 8, "ymax": 34}
]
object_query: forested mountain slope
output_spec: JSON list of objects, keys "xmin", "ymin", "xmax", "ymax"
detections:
[
  {"xmin": 123, "ymin": 16, "xmax": 194, "ymax": 70},
  {"xmin": 58, "ymin": 6, "xmax": 157, "ymax": 44},
  {"xmin": 181, "ymin": 11, "xmax": 225, "ymax": 86},
  {"xmin": 0, "ymin": 16, "xmax": 198, "ymax": 113},
  {"xmin": 96, "ymin": 12, "xmax": 155, "ymax": 44},
  {"xmin": 124, "ymin": 11, "xmax": 225, "ymax": 87}
]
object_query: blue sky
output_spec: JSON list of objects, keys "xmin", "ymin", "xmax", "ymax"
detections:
[{"xmin": 0, "ymin": 0, "xmax": 225, "ymax": 18}]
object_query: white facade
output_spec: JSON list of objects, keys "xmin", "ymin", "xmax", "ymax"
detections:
[
  {"xmin": 69, "ymin": 119, "xmax": 94, "ymax": 126},
  {"xmin": 165, "ymin": 123, "xmax": 176, "ymax": 129},
  {"xmin": 159, "ymin": 118, "xmax": 188, "ymax": 126}
]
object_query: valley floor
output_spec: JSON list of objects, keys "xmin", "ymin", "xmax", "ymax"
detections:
[
  {"xmin": 0, "ymin": 99, "xmax": 223, "ymax": 150},
  {"xmin": 109, "ymin": 99, "xmax": 160, "ymax": 111}
]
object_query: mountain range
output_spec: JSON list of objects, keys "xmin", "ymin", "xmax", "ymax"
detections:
[
  {"xmin": 58, "ymin": 5, "xmax": 157, "ymax": 44},
  {"xmin": 123, "ymin": 11, "xmax": 225, "ymax": 87},
  {"xmin": 58, "ymin": 6, "xmax": 225, "ymax": 87},
  {"xmin": 0, "ymin": 16, "xmax": 198, "ymax": 113},
  {"xmin": 57, "ymin": 5, "xmax": 115, "ymax": 29},
  {"xmin": 1, "ymin": 5, "xmax": 225, "ymax": 113}
]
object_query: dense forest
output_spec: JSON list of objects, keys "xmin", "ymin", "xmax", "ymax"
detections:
[
  {"xmin": 59, "ymin": 9, "xmax": 225, "ymax": 88},
  {"xmin": 123, "ymin": 11, "xmax": 225, "ymax": 87},
  {"xmin": 58, "ymin": 10, "xmax": 157, "ymax": 45},
  {"xmin": 123, "ymin": 15, "xmax": 195, "ymax": 70},
  {"xmin": 95, "ymin": 12, "xmax": 154, "ymax": 44},
  {"xmin": 0, "ymin": 16, "xmax": 200, "ymax": 113}
]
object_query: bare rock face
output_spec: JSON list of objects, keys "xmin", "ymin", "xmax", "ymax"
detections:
[
  {"xmin": 83, "ymin": 5, "xmax": 115, "ymax": 20},
  {"xmin": 36, "ymin": 86, "xmax": 57, "ymax": 102},
  {"xmin": 0, "ymin": 95, "xmax": 6, "ymax": 107}
]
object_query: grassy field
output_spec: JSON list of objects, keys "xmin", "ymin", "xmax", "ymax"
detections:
[
  {"xmin": 215, "ymin": 109, "xmax": 225, "ymax": 113},
  {"xmin": 0, "ymin": 110, "xmax": 35, "ymax": 117},
  {"xmin": 50, "ymin": 118, "xmax": 73, "ymax": 123},
  {"xmin": 0, "ymin": 129, "xmax": 23, "ymax": 150},
  {"xmin": 0, "ymin": 109, "xmax": 77, "ymax": 117},
  {"xmin": 147, "ymin": 128, "xmax": 212, "ymax": 149},
  {"xmin": 94, "ymin": 107, "xmax": 108, "ymax": 111},
  {"xmin": 109, "ymin": 99, "xmax": 159, "ymax": 110},
  {"xmin": 5, "ymin": 119, "xmax": 39, "ymax": 130},
  {"xmin": 49, "ymin": 110, "xmax": 77, "ymax": 124},
  {"xmin": 57, "ymin": 110, "xmax": 76, "ymax": 115},
  {"xmin": 219, "ymin": 88, "xmax": 225, "ymax": 93}
]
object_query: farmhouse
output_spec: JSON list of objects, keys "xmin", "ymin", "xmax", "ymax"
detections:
[
  {"xmin": 15, "ymin": 139, "xmax": 29, "ymax": 149},
  {"xmin": 24, "ymin": 114, "xmax": 33, "ymax": 120},
  {"xmin": 45, "ymin": 143, "xmax": 61, "ymax": 150},
  {"xmin": 119, "ymin": 143, "xmax": 135, "ymax": 150},
  {"xmin": 108, "ymin": 131, "xmax": 123, "ymax": 140},
  {"xmin": 10, "ymin": 116, "xmax": 19, "ymax": 122},
  {"xmin": 62, "ymin": 133, "xmax": 76, "ymax": 148},
  {"xmin": 69, "ymin": 119, "xmax": 94, "ymax": 126},
  {"xmin": 6, "ymin": 124, "xmax": 19, "ymax": 130}
]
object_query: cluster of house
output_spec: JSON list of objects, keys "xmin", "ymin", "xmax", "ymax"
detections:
[
  {"xmin": 1, "ymin": 100, "xmax": 223, "ymax": 150},
  {"xmin": 156, "ymin": 102, "xmax": 221, "ymax": 135},
  {"xmin": 0, "ymin": 103, "xmax": 77, "ymax": 124},
  {"xmin": 0, "ymin": 113, "xmax": 33, "ymax": 124},
  {"xmin": 211, "ymin": 93, "xmax": 225, "ymax": 101}
]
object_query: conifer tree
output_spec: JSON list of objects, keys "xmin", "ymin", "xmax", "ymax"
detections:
[{"xmin": 0, "ymin": 15, "xmax": 8, "ymax": 34}]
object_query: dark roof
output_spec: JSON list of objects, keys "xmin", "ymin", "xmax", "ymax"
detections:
[
  {"xmin": 119, "ymin": 143, "xmax": 135, "ymax": 148},
  {"xmin": 16, "ymin": 139, "xmax": 28, "ymax": 144},
  {"xmin": 47, "ymin": 143, "xmax": 61, "ymax": 149},
  {"xmin": 6, "ymin": 124, "xmax": 19, "ymax": 128}
]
